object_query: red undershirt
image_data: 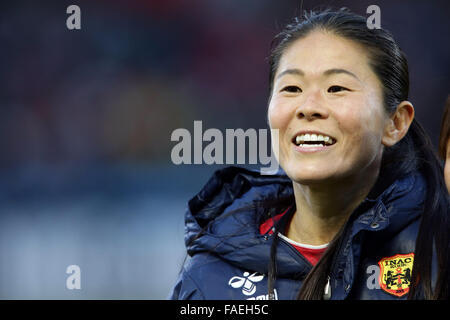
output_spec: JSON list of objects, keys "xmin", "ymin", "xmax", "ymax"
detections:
[{"xmin": 259, "ymin": 208, "xmax": 328, "ymax": 266}]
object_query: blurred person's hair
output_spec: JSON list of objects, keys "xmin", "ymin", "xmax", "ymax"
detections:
[
  {"xmin": 266, "ymin": 8, "xmax": 449, "ymax": 300},
  {"xmin": 438, "ymin": 95, "xmax": 450, "ymax": 160}
]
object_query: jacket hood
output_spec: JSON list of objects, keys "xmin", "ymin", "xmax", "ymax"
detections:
[{"xmin": 184, "ymin": 166, "xmax": 426, "ymax": 278}]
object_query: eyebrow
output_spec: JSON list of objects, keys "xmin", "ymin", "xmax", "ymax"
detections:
[{"xmin": 276, "ymin": 68, "xmax": 361, "ymax": 82}]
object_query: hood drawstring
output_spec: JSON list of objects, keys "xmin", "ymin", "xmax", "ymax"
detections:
[{"xmin": 323, "ymin": 276, "xmax": 331, "ymax": 300}]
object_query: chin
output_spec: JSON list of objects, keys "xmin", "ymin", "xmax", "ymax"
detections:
[{"xmin": 284, "ymin": 167, "xmax": 337, "ymax": 186}]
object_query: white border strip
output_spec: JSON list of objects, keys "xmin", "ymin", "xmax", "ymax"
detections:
[{"xmin": 278, "ymin": 233, "xmax": 329, "ymax": 250}]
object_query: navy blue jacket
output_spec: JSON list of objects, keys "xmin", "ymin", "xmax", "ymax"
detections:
[{"xmin": 169, "ymin": 166, "xmax": 429, "ymax": 300}]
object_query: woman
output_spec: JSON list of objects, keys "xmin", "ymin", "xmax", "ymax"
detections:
[
  {"xmin": 439, "ymin": 96, "xmax": 450, "ymax": 193},
  {"xmin": 169, "ymin": 8, "xmax": 449, "ymax": 300}
]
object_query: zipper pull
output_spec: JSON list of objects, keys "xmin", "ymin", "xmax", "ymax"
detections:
[{"xmin": 323, "ymin": 276, "xmax": 331, "ymax": 300}]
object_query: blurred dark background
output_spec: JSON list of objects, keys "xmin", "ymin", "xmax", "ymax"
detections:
[{"xmin": 0, "ymin": 0, "xmax": 448, "ymax": 299}]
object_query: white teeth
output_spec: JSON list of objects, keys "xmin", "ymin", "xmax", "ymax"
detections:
[
  {"xmin": 294, "ymin": 133, "xmax": 335, "ymax": 145},
  {"xmin": 299, "ymin": 144, "xmax": 323, "ymax": 147}
]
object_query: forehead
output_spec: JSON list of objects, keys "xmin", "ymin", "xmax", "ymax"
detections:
[{"xmin": 276, "ymin": 30, "xmax": 372, "ymax": 79}]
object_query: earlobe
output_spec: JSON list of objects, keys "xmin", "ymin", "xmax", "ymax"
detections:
[{"xmin": 381, "ymin": 101, "xmax": 415, "ymax": 147}]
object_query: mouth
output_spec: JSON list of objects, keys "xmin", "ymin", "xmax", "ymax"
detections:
[{"xmin": 291, "ymin": 132, "xmax": 337, "ymax": 148}]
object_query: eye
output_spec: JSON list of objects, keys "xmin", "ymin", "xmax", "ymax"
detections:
[
  {"xmin": 327, "ymin": 85, "xmax": 349, "ymax": 93},
  {"xmin": 281, "ymin": 86, "xmax": 302, "ymax": 93}
]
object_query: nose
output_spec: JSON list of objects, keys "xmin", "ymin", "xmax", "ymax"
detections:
[{"xmin": 296, "ymin": 90, "xmax": 329, "ymax": 120}]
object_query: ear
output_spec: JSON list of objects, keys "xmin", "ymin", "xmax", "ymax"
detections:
[{"xmin": 381, "ymin": 101, "xmax": 415, "ymax": 147}]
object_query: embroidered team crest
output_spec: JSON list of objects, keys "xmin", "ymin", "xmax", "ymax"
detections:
[{"xmin": 378, "ymin": 253, "xmax": 414, "ymax": 297}]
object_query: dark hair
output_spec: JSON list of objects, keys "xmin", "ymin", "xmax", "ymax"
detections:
[
  {"xmin": 266, "ymin": 8, "xmax": 450, "ymax": 300},
  {"xmin": 438, "ymin": 95, "xmax": 450, "ymax": 160}
]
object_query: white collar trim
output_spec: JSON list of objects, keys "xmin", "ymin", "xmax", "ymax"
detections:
[{"xmin": 278, "ymin": 232, "xmax": 329, "ymax": 250}]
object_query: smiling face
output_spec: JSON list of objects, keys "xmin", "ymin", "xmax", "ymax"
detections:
[{"xmin": 268, "ymin": 31, "xmax": 391, "ymax": 186}]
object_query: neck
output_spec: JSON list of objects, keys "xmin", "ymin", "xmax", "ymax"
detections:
[{"xmin": 286, "ymin": 167, "xmax": 380, "ymax": 246}]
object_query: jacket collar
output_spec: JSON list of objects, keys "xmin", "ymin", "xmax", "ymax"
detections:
[{"xmin": 185, "ymin": 166, "xmax": 426, "ymax": 278}]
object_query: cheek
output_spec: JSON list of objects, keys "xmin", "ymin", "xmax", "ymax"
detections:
[
  {"xmin": 445, "ymin": 158, "xmax": 450, "ymax": 193},
  {"xmin": 267, "ymin": 99, "xmax": 294, "ymax": 164},
  {"xmin": 336, "ymin": 107, "xmax": 366, "ymax": 139},
  {"xmin": 341, "ymin": 89, "xmax": 385, "ymax": 130},
  {"xmin": 337, "ymin": 105, "xmax": 384, "ymax": 152},
  {"xmin": 267, "ymin": 98, "xmax": 291, "ymax": 129}
]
